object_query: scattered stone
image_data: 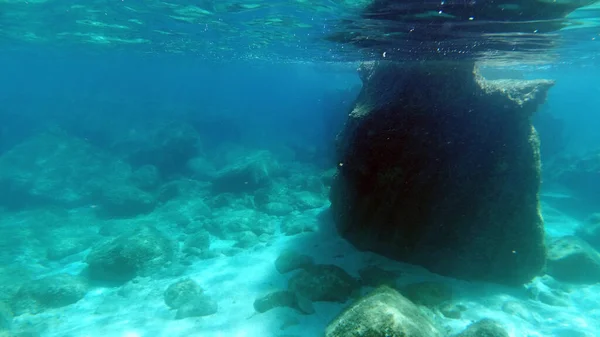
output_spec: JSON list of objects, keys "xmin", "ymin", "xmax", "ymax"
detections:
[
  {"xmin": 288, "ymin": 264, "xmax": 359, "ymax": 303},
  {"xmin": 183, "ymin": 230, "xmax": 211, "ymax": 253},
  {"xmin": 358, "ymin": 266, "xmax": 400, "ymax": 287},
  {"xmin": 175, "ymin": 295, "xmax": 218, "ymax": 319},
  {"xmin": 263, "ymin": 202, "xmax": 294, "ymax": 216},
  {"xmin": 86, "ymin": 225, "xmax": 175, "ymax": 284},
  {"xmin": 96, "ymin": 185, "xmax": 156, "ymax": 218},
  {"xmin": 0, "ymin": 131, "xmax": 135, "ymax": 210},
  {"xmin": 234, "ymin": 231, "xmax": 260, "ymax": 249},
  {"xmin": 439, "ymin": 302, "xmax": 464, "ymax": 319},
  {"xmin": 221, "ymin": 247, "xmax": 244, "ymax": 257},
  {"xmin": 211, "ymin": 151, "xmax": 278, "ymax": 194},
  {"xmin": 11, "ymin": 274, "xmax": 88, "ymax": 315},
  {"xmin": 275, "ymin": 250, "xmax": 314, "ymax": 274},
  {"xmin": 207, "ymin": 209, "xmax": 274, "ymax": 239},
  {"xmin": 281, "ymin": 215, "xmax": 318, "ymax": 236},
  {"xmin": 547, "ymin": 236, "xmax": 600, "ymax": 284},
  {"xmin": 325, "ymin": 286, "xmax": 441, "ymax": 337},
  {"xmin": 455, "ymin": 319, "xmax": 509, "ymax": 337},
  {"xmin": 254, "ymin": 290, "xmax": 296, "ymax": 313},
  {"xmin": 399, "ymin": 282, "xmax": 453, "ymax": 307},
  {"xmin": 164, "ymin": 278, "xmax": 203, "ymax": 310},
  {"xmin": 113, "ymin": 122, "xmax": 202, "ymax": 178},
  {"xmin": 293, "ymin": 191, "xmax": 325, "ymax": 210}
]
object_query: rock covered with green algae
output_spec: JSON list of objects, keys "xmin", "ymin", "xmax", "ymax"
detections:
[
  {"xmin": 110, "ymin": 122, "xmax": 202, "ymax": 178},
  {"xmin": 546, "ymin": 235, "xmax": 600, "ymax": 284},
  {"xmin": 288, "ymin": 264, "xmax": 360, "ymax": 303},
  {"xmin": 10, "ymin": 274, "xmax": 88, "ymax": 315},
  {"xmin": 0, "ymin": 130, "xmax": 156, "ymax": 217},
  {"xmin": 455, "ymin": 319, "xmax": 509, "ymax": 337},
  {"xmin": 325, "ymin": 286, "xmax": 442, "ymax": 337},
  {"xmin": 86, "ymin": 225, "xmax": 175, "ymax": 284},
  {"xmin": 330, "ymin": 61, "xmax": 550, "ymax": 285},
  {"xmin": 253, "ymin": 290, "xmax": 314, "ymax": 315},
  {"xmin": 163, "ymin": 278, "xmax": 218, "ymax": 319}
]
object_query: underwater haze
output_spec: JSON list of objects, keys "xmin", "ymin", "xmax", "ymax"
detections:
[{"xmin": 1, "ymin": 1, "xmax": 600, "ymax": 337}]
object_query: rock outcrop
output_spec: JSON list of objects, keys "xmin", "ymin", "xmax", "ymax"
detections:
[
  {"xmin": 325, "ymin": 286, "xmax": 441, "ymax": 337},
  {"xmin": 330, "ymin": 61, "xmax": 551, "ymax": 285}
]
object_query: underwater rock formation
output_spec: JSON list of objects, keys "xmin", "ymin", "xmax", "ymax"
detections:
[
  {"xmin": 547, "ymin": 236, "xmax": 600, "ymax": 284},
  {"xmin": 0, "ymin": 131, "xmax": 157, "ymax": 217},
  {"xmin": 11, "ymin": 274, "xmax": 88, "ymax": 315},
  {"xmin": 111, "ymin": 122, "xmax": 202, "ymax": 178},
  {"xmin": 325, "ymin": 286, "xmax": 441, "ymax": 337},
  {"xmin": 163, "ymin": 278, "xmax": 218, "ymax": 319},
  {"xmin": 211, "ymin": 151, "xmax": 280, "ymax": 194},
  {"xmin": 86, "ymin": 225, "xmax": 175, "ymax": 284},
  {"xmin": 455, "ymin": 319, "xmax": 509, "ymax": 337},
  {"xmin": 330, "ymin": 61, "xmax": 552, "ymax": 285}
]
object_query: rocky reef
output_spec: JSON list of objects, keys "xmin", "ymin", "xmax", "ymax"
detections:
[{"xmin": 330, "ymin": 61, "xmax": 553, "ymax": 285}]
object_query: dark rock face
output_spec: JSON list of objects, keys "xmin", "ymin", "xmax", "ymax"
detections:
[{"xmin": 330, "ymin": 61, "xmax": 551, "ymax": 285}]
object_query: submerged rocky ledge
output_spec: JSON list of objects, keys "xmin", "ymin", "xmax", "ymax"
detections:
[{"xmin": 330, "ymin": 60, "xmax": 554, "ymax": 286}]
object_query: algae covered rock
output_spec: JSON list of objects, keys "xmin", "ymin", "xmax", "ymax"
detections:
[
  {"xmin": 547, "ymin": 236, "xmax": 600, "ymax": 284},
  {"xmin": 164, "ymin": 278, "xmax": 203, "ymax": 309},
  {"xmin": 86, "ymin": 225, "xmax": 175, "ymax": 284},
  {"xmin": 288, "ymin": 264, "xmax": 359, "ymax": 303},
  {"xmin": 281, "ymin": 214, "xmax": 319, "ymax": 236},
  {"xmin": 254, "ymin": 290, "xmax": 296, "ymax": 313},
  {"xmin": 0, "ymin": 131, "xmax": 135, "ymax": 210},
  {"xmin": 96, "ymin": 185, "xmax": 156, "ymax": 218},
  {"xmin": 253, "ymin": 290, "xmax": 315, "ymax": 315},
  {"xmin": 182, "ymin": 230, "xmax": 211, "ymax": 254},
  {"xmin": 11, "ymin": 274, "xmax": 88, "ymax": 315},
  {"xmin": 163, "ymin": 278, "xmax": 218, "ymax": 319},
  {"xmin": 275, "ymin": 250, "xmax": 314, "ymax": 274},
  {"xmin": 330, "ymin": 61, "xmax": 549, "ymax": 285},
  {"xmin": 455, "ymin": 319, "xmax": 509, "ymax": 337},
  {"xmin": 112, "ymin": 122, "xmax": 202, "ymax": 178},
  {"xmin": 175, "ymin": 295, "xmax": 218, "ymax": 319},
  {"xmin": 211, "ymin": 151, "xmax": 279, "ymax": 194},
  {"xmin": 325, "ymin": 286, "xmax": 441, "ymax": 337}
]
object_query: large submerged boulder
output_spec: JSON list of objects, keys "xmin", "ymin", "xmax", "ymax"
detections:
[
  {"xmin": 330, "ymin": 61, "xmax": 552, "ymax": 285},
  {"xmin": 325, "ymin": 286, "xmax": 441, "ymax": 337}
]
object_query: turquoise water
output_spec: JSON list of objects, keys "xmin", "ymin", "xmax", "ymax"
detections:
[{"xmin": 1, "ymin": 1, "xmax": 600, "ymax": 337}]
